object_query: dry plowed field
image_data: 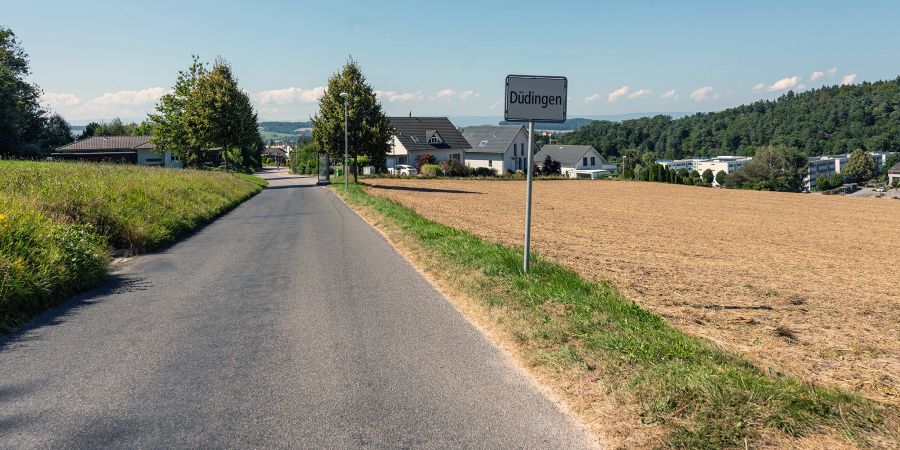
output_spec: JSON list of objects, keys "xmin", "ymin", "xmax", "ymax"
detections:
[{"xmin": 363, "ymin": 178, "xmax": 900, "ymax": 404}]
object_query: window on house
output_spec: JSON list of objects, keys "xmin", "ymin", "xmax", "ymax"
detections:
[
  {"xmin": 513, "ymin": 147, "xmax": 517, "ymax": 157},
  {"xmin": 429, "ymin": 135, "xmax": 442, "ymax": 144},
  {"xmin": 590, "ymin": 156, "xmax": 596, "ymax": 166},
  {"xmin": 488, "ymin": 160, "xmax": 493, "ymax": 167},
  {"xmin": 583, "ymin": 157, "xmax": 588, "ymax": 166},
  {"xmin": 479, "ymin": 140, "xmax": 488, "ymax": 147},
  {"xmin": 411, "ymin": 135, "xmax": 419, "ymax": 143},
  {"xmin": 451, "ymin": 153, "xmax": 460, "ymax": 162}
]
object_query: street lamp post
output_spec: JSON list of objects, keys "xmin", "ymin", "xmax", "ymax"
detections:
[{"xmin": 340, "ymin": 92, "xmax": 349, "ymax": 191}]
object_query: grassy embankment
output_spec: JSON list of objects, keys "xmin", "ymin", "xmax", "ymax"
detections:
[
  {"xmin": 334, "ymin": 182, "xmax": 894, "ymax": 449},
  {"xmin": 0, "ymin": 161, "xmax": 266, "ymax": 333}
]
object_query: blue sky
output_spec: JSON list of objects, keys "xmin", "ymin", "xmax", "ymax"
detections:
[{"xmin": 4, "ymin": 0, "xmax": 899, "ymax": 122}]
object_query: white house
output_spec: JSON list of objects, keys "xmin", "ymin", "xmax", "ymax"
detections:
[
  {"xmin": 53, "ymin": 135, "xmax": 182, "ymax": 168},
  {"xmin": 534, "ymin": 145, "xmax": 606, "ymax": 178},
  {"xmin": 694, "ymin": 156, "xmax": 752, "ymax": 186},
  {"xmin": 888, "ymin": 162, "xmax": 900, "ymax": 186},
  {"xmin": 386, "ymin": 117, "xmax": 470, "ymax": 168},
  {"xmin": 461, "ymin": 125, "xmax": 535, "ymax": 174}
]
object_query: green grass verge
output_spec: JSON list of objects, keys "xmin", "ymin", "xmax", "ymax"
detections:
[
  {"xmin": 1, "ymin": 160, "xmax": 266, "ymax": 333},
  {"xmin": 336, "ymin": 182, "xmax": 891, "ymax": 449}
]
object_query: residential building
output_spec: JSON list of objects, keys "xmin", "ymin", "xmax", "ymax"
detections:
[
  {"xmin": 888, "ymin": 162, "xmax": 900, "ymax": 186},
  {"xmin": 52, "ymin": 135, "xmax": 183, "ymax": 168},
  {"xmin": 656, "ymin": 159, "xmax": 700, "ymax": 172},
  {"xmin": 872, "ymin": 152, "xmax": 898, "ymax": 171},
  {"xmin": 262, "ymin": 146, "xmax": 288, "ymax": 165},
  {"xmin": 462, "ymin": 125, "xmax": 534, "ymax": 173},
  {"xmin": 387, "ymin": 117, "xmax": 470, "ymax": 167},
  {"xmin": 694, "ymin": 156, "xmax": 752, "ymax": 186},
  {"xmin": 805, "ymin": 157, "xmax": 839, "ymax": 191},
  {"xmin": 533, "ymin": 145, "xmax": 606, "ymax": 178}
]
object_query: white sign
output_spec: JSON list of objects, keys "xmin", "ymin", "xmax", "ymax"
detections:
[{"xmin": 505, "ymin": 75, "xmax": 567, "ymax": 123}]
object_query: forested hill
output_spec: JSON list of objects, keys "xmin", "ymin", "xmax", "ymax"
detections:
[
  {"xmin": 563, "ymin": 77, "xmax": 900, "ymax": 159},
  {"xmin": 258, "ymin": 121, "xmax": 312, "ymax": 134}
]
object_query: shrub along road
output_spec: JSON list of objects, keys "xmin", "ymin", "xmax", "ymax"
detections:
[{"xmin": 0, "ymin": 169, "xmax": 595, "ymax": 449}]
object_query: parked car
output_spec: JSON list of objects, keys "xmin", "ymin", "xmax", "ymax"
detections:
[{"xmin": 390, "ymin": 164, "xmax": 418, "ymax": 176}]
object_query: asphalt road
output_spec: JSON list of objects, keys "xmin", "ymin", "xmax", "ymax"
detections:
[{"xmin": 0, "ymin": 169, "xmax": 596, "ymax": 449}]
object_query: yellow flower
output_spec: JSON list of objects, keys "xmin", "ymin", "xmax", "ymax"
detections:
[{"xmin": 0, "ymin": 214, "xmax": 6, "ymax": 222}]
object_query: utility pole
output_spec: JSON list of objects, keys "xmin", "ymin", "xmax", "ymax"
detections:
[{"xmin": 340, "ymin": 92, "xmax": 349, "ymax": 191}]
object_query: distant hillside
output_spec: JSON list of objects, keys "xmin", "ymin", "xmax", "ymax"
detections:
[
  {"xmin": 499, "ymin": 118, "xmax": 594, "ymax": 131},
  {"xmin": 258, "ymin": 121, "xmax": 312, "ymax": 134},
  {"xmin": 564, "ymin": 77, "xmax": 900, "ymax": 159}
]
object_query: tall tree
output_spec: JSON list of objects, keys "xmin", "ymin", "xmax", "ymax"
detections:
[
  {"xmin": 150, "ymin": 56, "xmax": 207, "ymax": 167},
  {"xmin": 843, "ymin": 148, "xmax": 877, "ymax": 182},
  {"xmin": 724, "ymin": 146, "xmax": 808, "ymax": 192},
  {"xmin": 311, "ymin": 57, "xmax": 392, "ymax": 180},
  {"xmin": 0, "ymin": 26, "xmax": 46, "ymax": 156},
  {"xmin": 184, "ymin": 58, "xmax": 261, "ymax": 172},
  {"xmin": 40, "ymin": 113, "xmax": 74, "ymax": 149}
]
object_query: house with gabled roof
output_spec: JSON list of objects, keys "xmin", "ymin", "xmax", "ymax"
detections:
[
  {"xmin": 462, "ymin": 125, "xmax": 536, "ymax": 174},
  {"xmin": 387, "ymin": 117, "xmax": 471, "ymax": 167},
  {"xmin": 888, "ymin": 161, "xmax": 900, "ymax": 186},
  {"xmin": 533, "ymin": 145, "xmax": 607, "ymax": 178},
  {"xmin": 52, "ymin": 135, "xmax": 183, "ymax": 167}
]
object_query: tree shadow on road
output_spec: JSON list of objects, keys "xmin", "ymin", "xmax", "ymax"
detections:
[{"xmin": 0, "ymin": 274, "xmax": 151, "ymax": 352}]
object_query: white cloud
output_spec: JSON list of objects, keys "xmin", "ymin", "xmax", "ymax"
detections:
[
  {"xmin": 255, "ymin": 86, "xmax": 325, "ymax": 104},
  {"xmin": 827, "ymin": 67, "xmax": 838, "ymax": 76},
  {"xmin": 627, "ymin": 88, "xmax": 652, "ymax": 99},
  {"xmin": 767, "ymin": 76, "xmax": 803, "ymax": 92},
  {"xmin": 41, "ymin": 92, "xmax": 80, "ymax": 108},
  {"xmin": 660, "ymin": 89, "xmax": 678, "ymax": 100},
  {"xmin": 90, "ymin": 87, "xmax": 167, "ymax": 106},
  {"xmin": 488, "ymin": 99, "xmax": 503, "ymax": 110},
  {"xmin": 841, "ymin": 74, "xmax": 858, "ymax": 85},
  {"xmin": 752, "ymin": 83, "xmax": 766, "ymax": 92},
  {"xmin": 375, "ymin": 90, "xmax": 425, "ymax": 102},
  {"xmin": 434, "ymin": 89, "xmax": 480, "ymax": 100},
  {"xmin": 584, "ymin": 93, "xmax": 601, "ymax": 103},
  {"xmin": 58, "ymin": 87, "xmax": 168, "ymax": 120},
  {"xmin": 607, "ymin": 86, "xmax": 630, "ymax": 103},
  {"xmin": 810, "ymin": 71, "xmax": 825, "ymax": 81},
  {"xmin": 690, "ymin": 86, "xmax": 715, "ymax": 101}
]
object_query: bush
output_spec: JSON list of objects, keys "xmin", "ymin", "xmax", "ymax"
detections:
[
  {"xmin": 472, "ymin": 167, "xmax": 498, "ymax": 177},
  {"xmin": 415, "ymin": 153, "xmax": 436, "ymax": 170},
  {"xmin": 439, "ymin": 159, "xmax": 470, "ymax": 177},
  {"xmin": 420, "ymin": 164, "xmax": 441, "ymax": 178},
  {"xmin": 540, "ymin": 156, "xmax": 561, "ymax": 176},
  {"xmin": 0, "ymin": 203, "xmax": 110, "ymax": 332}
]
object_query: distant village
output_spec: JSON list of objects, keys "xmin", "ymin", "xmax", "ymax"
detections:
[{"xmin": 50, "ymin": 116, "xmax": 900, "ymax": 194}]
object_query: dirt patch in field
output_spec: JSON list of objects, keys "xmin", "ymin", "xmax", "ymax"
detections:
[{"xmin": 363, "ymin": 178, "xmax": 900, "ymax": 405}]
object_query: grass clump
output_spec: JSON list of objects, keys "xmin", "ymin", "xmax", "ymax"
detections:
[
  {"xmin": 336, "ymin": 182, "xmax": 891, "ymax": 448},
  {"xmin": 0, "ymin": 160, "xmax": 265, "ymax": 332}
]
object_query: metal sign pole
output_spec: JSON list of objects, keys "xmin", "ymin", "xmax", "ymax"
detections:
[
  {"xmin": 505, "ymin": 74, "xmax": 567, "ymax": 274},
  {"xmin": 524, "ymin": 120, "xmax": 534, "ymax": 273}
]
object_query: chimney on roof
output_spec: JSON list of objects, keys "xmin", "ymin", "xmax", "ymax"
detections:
[{"xmin": 409, "ymin": 111, "xmax": 412, "ymax": 117}]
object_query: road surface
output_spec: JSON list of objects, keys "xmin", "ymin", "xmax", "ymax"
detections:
[{"xmin": 0, "ymin": 169, "xmax": 596, "ymax": 449}]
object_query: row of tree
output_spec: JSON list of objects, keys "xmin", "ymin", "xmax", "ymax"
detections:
[
  {"xmin": 563, "ymin": 78, "xmax": 900, "ymax": 160},
  {"xmin": 79, "ymin": 118, "xmax": 153, "ymax": 139},
  {"xmin": 150, "ymin": 56, "xmax": 262, "ymax": 171}
]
